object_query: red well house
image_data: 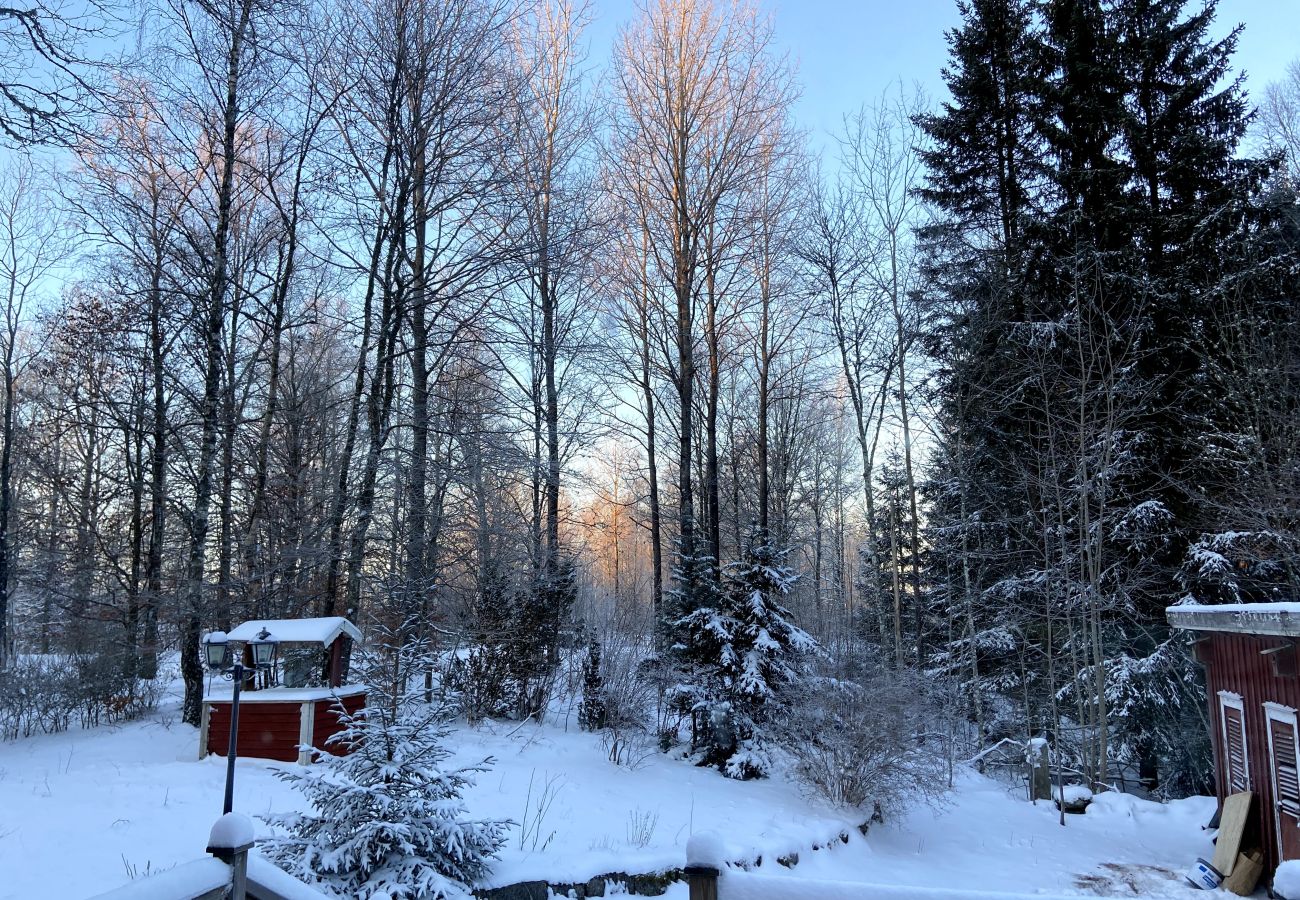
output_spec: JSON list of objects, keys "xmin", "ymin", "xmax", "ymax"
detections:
[
  {"xmin": 199, "ymin": 616, "xmax": 366, "ymax": 765},
  {"xmin": 1169, "ymin": 602, "xmax": 1300, "ymax": 879}
]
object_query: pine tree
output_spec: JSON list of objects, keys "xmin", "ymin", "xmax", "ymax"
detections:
[
  {"xmin": 919, "ymin": 0, "xmax": 1278, "ymax": 791},
  {"xmin": 674, "ymin": 528, "xmax": 816, "ymax": 779},
  {"xmin": 262, "ymin": 636, "xmax": 509, "ymax": 899}
]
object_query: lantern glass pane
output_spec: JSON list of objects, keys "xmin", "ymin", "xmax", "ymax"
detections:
[
  {"xmin": 252, "ymin": 640, "xmax": 276, "ymax": 667},
  {"xmin": 204, "ymin": 640, "xmax": 228, "ymax": 670}
]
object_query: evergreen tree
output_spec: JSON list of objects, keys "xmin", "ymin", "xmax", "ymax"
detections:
[
  {"xmin": 578, "ymin": 633, "xmax": 607, "ymax": 732},
  {"xmin": 262, "ymin": 636, "xmax": 509, "ymax": 899},
  {"xmin": 674, "ymin": 528, "xmax": 816, "ymax": 779},
  {"xmin": 919, "ymin": 0, "xmax": 1280, "ymax": 791}
]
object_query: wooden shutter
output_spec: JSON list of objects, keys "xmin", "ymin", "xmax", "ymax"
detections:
[
  {"xmin": 1275, "ymin": 718, "xmax": 1300, "ymax": 818},
  {"xmin": 1222, "ymin": 695, "xmax": 1250, "ymax": 793}
]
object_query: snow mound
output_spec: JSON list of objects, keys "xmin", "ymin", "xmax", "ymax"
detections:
[
  {"xmin": 1061, "ymin": 785, "xmax": 1093, "ymax": 804},
  {"xmin": 1277, "ymin": 860, "xmax": 1300, "ymax": 899},
  {"xmin": 208, "ymin": 812, "xmax": 255, "ymax": 849},
  {"xmin": 687, "ymin": 831, "xmax": 728, "ymax": 869}
]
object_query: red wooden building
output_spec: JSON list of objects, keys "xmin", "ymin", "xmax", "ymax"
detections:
[
  {"xmin": 199, "ymin": 617, "xmax": 366, "ymax": 765},
  {"xmin": 1169, "ymin": 602, "xmax": 1300, "ymax": 880}
]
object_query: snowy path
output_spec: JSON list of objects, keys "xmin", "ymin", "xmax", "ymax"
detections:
[{"xmin": 0, "ymin": 680, "xmax": 1216, "ymax": 899}]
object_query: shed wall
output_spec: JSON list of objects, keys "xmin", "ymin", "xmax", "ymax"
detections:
[
  {"xmin": 206, "ymin": 692, "xmax": 367, "ymax": 763},
  {"xmin": 1202, "ymin": 632, "xmax": 1300, "ymax": 876}
]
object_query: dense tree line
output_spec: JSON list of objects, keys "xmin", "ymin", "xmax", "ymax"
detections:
[
  {"xmin": 0, "ymin": 0, "xmax": 1295, "ymax": 799},
  {"xmin": 919, "ymin": 0, "xmax": 1300, "ymax": 793}
]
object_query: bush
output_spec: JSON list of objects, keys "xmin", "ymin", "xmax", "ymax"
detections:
[
  {"xmin": 0, "ymin": 651, "xmax": 161, "ymax": 741},
  {"xmin": 777, "ymin": 664, "xmax": 952, "ymax": 818}
]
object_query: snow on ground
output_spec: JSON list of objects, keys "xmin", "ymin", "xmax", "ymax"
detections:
[{"xmin": 0, "ymin": 670, "xmax": 1216, "ymax": 900}]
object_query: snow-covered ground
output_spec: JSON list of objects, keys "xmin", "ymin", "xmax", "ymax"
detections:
[{"xmin": 0, "ymin": 671, "xmax": 1216, "ymax": 900}]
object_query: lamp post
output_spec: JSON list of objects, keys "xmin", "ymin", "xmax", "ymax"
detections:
[{"xmin": 202, "ymin": 628, "xmax": 278, "ymax": 815}]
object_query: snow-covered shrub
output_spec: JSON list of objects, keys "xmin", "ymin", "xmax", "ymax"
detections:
[
  {"xmin": 0, "ymin": 650, "xmax": 161, "ymax": 740},
  {"xmin": 261, "ymin": 633, "xmax": 509, "ymax": 899},
  {"xmin": 777, "ymin": 664, "xmax": 951, "ymax": 818}
]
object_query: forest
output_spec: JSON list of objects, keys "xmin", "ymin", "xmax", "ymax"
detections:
[{"xmin": 0, "ymin": 0, "xmax": 1296, "ymax": 808}]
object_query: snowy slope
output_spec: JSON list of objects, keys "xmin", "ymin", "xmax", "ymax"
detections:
[{"xmin": 0, "ymin": 672, "xmax": 1216, "ymax": 899}]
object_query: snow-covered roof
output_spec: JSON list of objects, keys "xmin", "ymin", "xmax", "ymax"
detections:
[
  {"xmin": 225, "ymin": 616, "xmax": 361, "ymax": 647},
  {"xmin": 204, "ymin": 683, "xmax": 366, "ymax": 703},
  {"xmin": 1167, "ymin": 602, "xmax": 1300, "ymax": 637}
]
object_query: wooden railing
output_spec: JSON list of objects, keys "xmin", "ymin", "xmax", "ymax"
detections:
[{"xmin": 86, "ymin": 822, "xmax": 323, "ymax": 900}]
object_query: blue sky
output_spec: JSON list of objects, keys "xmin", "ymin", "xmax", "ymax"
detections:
[{"xmin": 585, "ymin": 0, "xmax": 1300, "ymax": 156}]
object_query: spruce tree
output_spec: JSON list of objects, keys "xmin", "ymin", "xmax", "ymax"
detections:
[
  {"xmin": 262, "ymin": 636, "xmax": 509, "ymax": 899},
  {"xmin": 919, "ymin": 0, "xmax": 1278, "ymax": 790},
  {"xmin": 675, "ymin": 528, "xmax": 816, "ymax": 779}
]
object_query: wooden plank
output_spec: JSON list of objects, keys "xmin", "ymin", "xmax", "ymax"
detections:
[{"xmin": 1213, "ymin": 791, "xmax": 1254, "ymax": 876}]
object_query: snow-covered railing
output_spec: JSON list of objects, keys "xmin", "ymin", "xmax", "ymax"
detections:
[
  {"xmin": 84, "ymin": 859, "xmax": 232, "ymax": 900},
  {"xmin": 84, "ymin": 814, "xmax": 328, "ymax": 900}
]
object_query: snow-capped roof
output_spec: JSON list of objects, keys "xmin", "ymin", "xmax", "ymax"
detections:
[
  {"xmin": 225, "ymin": 616, "xmax": 361, "ymax": 647},
  {"xmin": 1167, "ymin": 602, "xmax": 1300, "ymax": 636}
]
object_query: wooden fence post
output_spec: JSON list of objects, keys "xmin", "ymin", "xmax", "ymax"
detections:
[
  {"xmin": 206, "ymin": 841, "xmax": 250, "ymax": 900},
  {"xmin": 684, "ymin": 865, "xmax": 719, "ymax": 900},
  {"xmin": 207, "ymin": 813, "xmax": 254, "ymax": 900}
]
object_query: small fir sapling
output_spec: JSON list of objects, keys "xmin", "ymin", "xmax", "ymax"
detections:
[
  {"xmin": 260, "ymin": 632, "xmax": 509, "ymax": 899},
  {"xmin": 578, "ymin": 634, "xmax": 607, "ymax": 731}
]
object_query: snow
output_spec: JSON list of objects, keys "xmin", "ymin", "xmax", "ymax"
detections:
[
  {"xmin": 247, "ymin": 854, "xmax": 331, "ymax": 900},
  {"xmin": 1275, "ymin": 860, "xmax": 1300, "ymax": 899},
  {"xmin": 207, "ymin": 812, "xmax": 254, "ymax": 849},
  {"xmin": 1060, "ymin": 785, "xmax": 1093, "ymax": 804},
  {"xmin": 202, "ymin": 684, "xmax": 366, "ymax": 703},
  {"xmin": 226, "ymin": 617, "xmax": 362, "ymax": 647},
  {"xmin": 686, "ymin": 831, "xmax": 728, "ymax": 869},
  {"xmin": 713, "ymin": 871, "xmax": 1152, "ymax": 900},
  {"xmin": 0, "ymin": 665, "xmax": 1218, "ymax": 900},
  {"xmin": 83, "ymin": 858, "xmax": 230, "ymax": 900},
  {"xmin": 1166, "ymin": 601, "xmax": 1300, "ymax": 615}
]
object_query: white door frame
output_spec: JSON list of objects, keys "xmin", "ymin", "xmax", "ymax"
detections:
[
  {"xmin": 1220, "ymin": 690, "xmax": 1250, "ymax": 792},
  {"xmin": 1264, "ymin": 701, "xmax": 1299, "ymax": 863}
]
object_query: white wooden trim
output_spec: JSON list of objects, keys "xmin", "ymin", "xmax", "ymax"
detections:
[
  {"xmin": 297, "ymin": 701, "xmax": 315, "ymax": 766},
  {"xmin": 1265, "ymin": 702, "xmax": 1300, "ymax": 862},
  {"xmin": 1220, "ymin": 691, "xmax": 1250, "ymax": 792},
  {"xmin": 197, "ymin": 701, "xmax": 211, "ymax": 760}
]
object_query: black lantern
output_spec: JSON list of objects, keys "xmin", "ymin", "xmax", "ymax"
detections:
[
  {"xmin": 249, "ymin": 628, "xmax": 278, "ymax": 669},
  {"xmin": 203, "ymin": 631, "xmax": 231, "ymax": 670}
]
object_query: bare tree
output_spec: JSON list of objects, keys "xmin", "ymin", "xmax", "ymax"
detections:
[
  {"xmin": 608, "ymin": 0, "xmax": 795, "ymax": 612},
  {"xmin": 0, "ymin": 157, "xmax": 63, "ymax": 667}
]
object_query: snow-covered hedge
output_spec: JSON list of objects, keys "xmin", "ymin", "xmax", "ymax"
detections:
[{"xmin": 0, "ymin": 653, "xmax": 162, "ymax": 741}]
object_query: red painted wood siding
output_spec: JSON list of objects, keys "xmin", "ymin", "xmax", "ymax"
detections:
[
  {"xmin": 206, "ymin": 692, "xmax": 367, "ymax": 763},
  {"xmin": 312, "ymin": 693, "xmax": 365, "ymax": 757},
  {"xmin": 1202, "ymin": 632, "xmax": 1300, "ymax": 876}
]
